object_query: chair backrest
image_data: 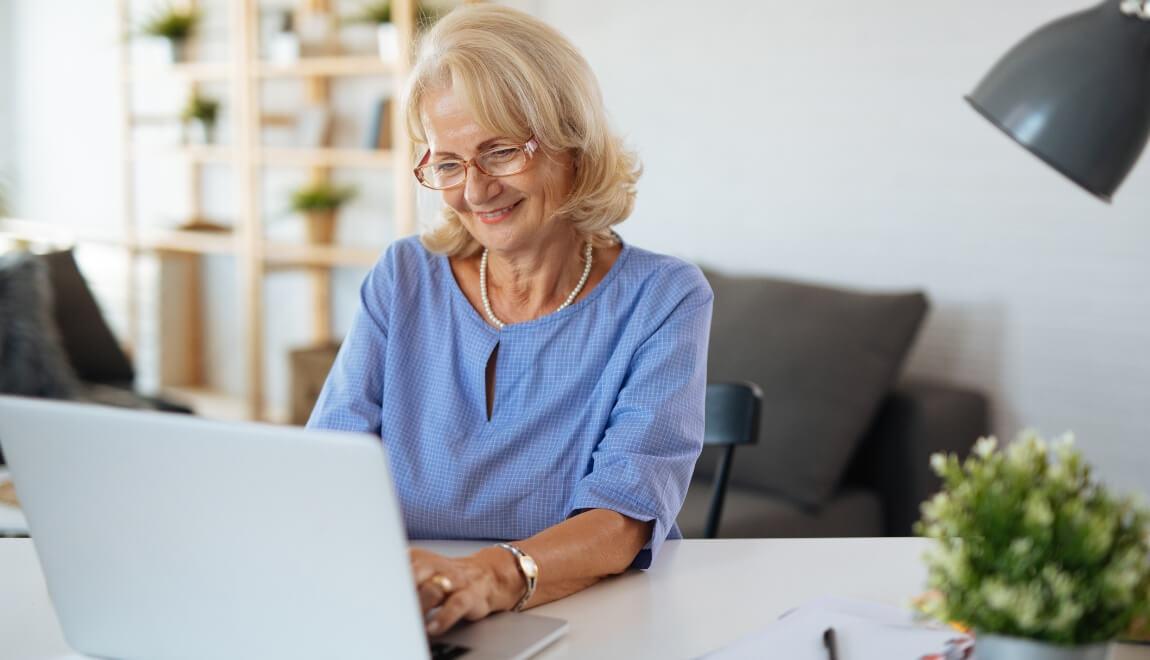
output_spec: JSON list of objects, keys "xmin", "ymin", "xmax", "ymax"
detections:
[
  {"xmin": 701, "ymin": 382, "xmax": 763, "ymax": 538},
  {"xmin": 704, "ymin": 382, "xmax": 762, "ymax": 448}
]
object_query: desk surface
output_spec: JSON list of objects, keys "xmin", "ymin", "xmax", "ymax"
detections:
[{"xmin": 3, "ymin": 537, "xmax": 1147, "ymax": 660}]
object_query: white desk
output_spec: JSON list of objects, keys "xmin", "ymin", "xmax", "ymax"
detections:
[{"xmin": 3, "ymin": 537, "xmax": 1148, "ymax": 660}]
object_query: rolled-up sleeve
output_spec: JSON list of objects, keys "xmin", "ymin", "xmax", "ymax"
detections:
[
  {"xmin": 306, "ymin": 246, "xmax": 394, "ymax": 434},
  {"xmin": 567, "ymin": 265, "xmax": 713, "ymax": 569}
]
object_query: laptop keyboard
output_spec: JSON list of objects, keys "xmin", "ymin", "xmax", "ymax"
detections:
[{"xmin": 430, "ymin": 641, "xmax": 471, "ymax": 659}]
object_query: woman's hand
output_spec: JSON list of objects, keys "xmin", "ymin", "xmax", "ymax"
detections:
[{"xmin": 409, "ymin": 547, "xmax": 524, "ymax": 636}]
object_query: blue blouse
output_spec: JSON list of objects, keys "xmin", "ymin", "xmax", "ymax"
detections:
[{"xmin": 307, "ymin": 236, "xmax": 713, "ymax": 568}]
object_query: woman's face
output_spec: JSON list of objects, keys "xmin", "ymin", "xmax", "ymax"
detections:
[{"xmin": 421, "ymin": 87, "xmax": 575, "ymax": 256}]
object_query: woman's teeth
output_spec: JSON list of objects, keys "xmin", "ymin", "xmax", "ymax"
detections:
[{"xmin": 477, "ymin": 202, "xmax": 518, "ymax": 223}]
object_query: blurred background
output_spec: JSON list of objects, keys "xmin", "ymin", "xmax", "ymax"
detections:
[{"xmin": 2, "ymin": 0, "xmax": 1148, "ymax": 499}]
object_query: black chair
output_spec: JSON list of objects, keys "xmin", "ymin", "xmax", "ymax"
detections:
[{"xmin": 701, "ymin": 382, "xmax": 763, "ymax": 539}]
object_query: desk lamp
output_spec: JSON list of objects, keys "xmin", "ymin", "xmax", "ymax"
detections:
[{"xmin": 965, "ymin": 0, "xmax": 1150, "ymax": 201}]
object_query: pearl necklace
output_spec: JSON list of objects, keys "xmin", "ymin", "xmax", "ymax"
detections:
[{"xmin": 480, "ymin": 242, "xmax": 593, "ymax": 329}]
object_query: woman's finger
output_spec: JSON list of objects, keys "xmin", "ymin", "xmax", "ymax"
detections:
[
  {"xmin": 409, "ymin": 549, "xmax": 442, "ymax": 583},
  {"xmin": 427, "ymin": 590, "xmax": 489, "ymax": 636},
  {"xmin": 417, "ymin": 579, "xmax": 448, "ymax": 613}
]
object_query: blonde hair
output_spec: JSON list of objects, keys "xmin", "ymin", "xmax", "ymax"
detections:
[{"xmin": 404, "ymin": 5, "xmax": 641, "ymax": 257}]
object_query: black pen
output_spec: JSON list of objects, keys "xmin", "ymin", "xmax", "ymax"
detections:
[{"xmin": 823, "ymin": 627, "xmax": 839, "ymax": 660}]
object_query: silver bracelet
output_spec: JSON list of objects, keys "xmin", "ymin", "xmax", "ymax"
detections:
[{"xmin": 495, "ymin": 542, "xmax": 538, "ymax": 612}]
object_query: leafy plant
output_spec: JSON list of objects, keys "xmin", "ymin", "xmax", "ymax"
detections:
[
  {"xmin": 290, "ymin": 181, "xmax": 358, "ymax": 213},
  {"xmin": 916, "ymin": 431, "xmax": 1150, "ymax": 645},
  {"xmin": 138, "ymin": 3, "xmax": 201, "ymax": 40},
  {"xmin": 349, "ymin": 1, "xmax": 439, "ymax": 27},
  {"xmin": 353, "ymin": 1, "xmax": 392, "ymax": 25},
  {"xmin": 181, "ymin": 92, "xmax": 219, "ymax": 125}
]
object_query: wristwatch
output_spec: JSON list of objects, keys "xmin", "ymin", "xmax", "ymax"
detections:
[{"xmin": 495, "ymin": 542, "xmax": 538, "ymax": 612}]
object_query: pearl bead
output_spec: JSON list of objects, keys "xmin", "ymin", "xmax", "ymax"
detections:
[{"xmin": 481, "ymin": 242, "xmax": 593, "ymax": 329}]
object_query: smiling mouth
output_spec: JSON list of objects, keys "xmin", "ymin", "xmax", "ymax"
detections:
[{"xmin": 475, "ymin": 200, "xmax": 522, "ymax": 224}]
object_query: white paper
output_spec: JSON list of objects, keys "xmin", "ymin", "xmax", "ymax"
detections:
[{"xmin": 704, "ymin": 596, "xmax": 969, "ymax": 660}]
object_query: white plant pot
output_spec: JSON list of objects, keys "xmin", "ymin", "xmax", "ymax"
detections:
[
  {"xmin": 976, "ymin": 634, "xmax": 1109, "ymax": 660},
  {"xmin": 165, "ymin": 37, "xmax": 189, "ymax": 64},
  {"xmin": 377, "ymin": 23, "xmax": 399, "ymax": 62}
]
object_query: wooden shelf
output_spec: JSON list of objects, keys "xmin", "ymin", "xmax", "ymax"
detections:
[
  {"xmin": 0, "ymin": 218, "xmax": 126, "ymax": 249},
  {"xmin": 258, "ymin": 147, "xmax": 394, "ymax": 168},
  {"xmin": 129, "ymin": 145, "xmax": 237, "ymax": 163},
  {"xmin": 128, "ymin": 61, "xmax": 232, "ymax": 82},
  {"xmin": 159, "ymin": 385, "xmax": 287, "ymax": 424},
  {"xmin": 118, "ymin": 0, "xmax": 419, "ymax": 423},
  {"xmin": 263, "ymin": 241, "xmax": 382, "ymax": 268},
  {"xmin": 256, "ymin": 56, "xmax": 395, "ymax": 78},
  {"xmin": 134, "ymin": 229, "xmax": 236, "ymax": 255}
]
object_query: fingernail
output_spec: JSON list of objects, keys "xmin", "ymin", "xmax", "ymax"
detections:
[{"xmin": 427, "ymin": 621, "xmax": 440, "ymax": 634}]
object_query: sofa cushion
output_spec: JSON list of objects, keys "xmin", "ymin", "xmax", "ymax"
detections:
[
  {"xmin": 40, "ymin": 249, "xmax": 135, "ymax": 384},
  {"xmin": 676, "ymin": 480, "xmax": 883, "ymax": 538},
  {"xmin": 702, "ymin": 270, "xmax": 927, "ymax": 508},
  {"xmin": 0, "ymin": 252, "xmax": 83, "ymax": 399}
]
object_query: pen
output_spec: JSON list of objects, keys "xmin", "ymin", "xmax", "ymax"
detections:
[{"xmin": 823, "ymin": 627, "xmax": 839, "ymax": 660}]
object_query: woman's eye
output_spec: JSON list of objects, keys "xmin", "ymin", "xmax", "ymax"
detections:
[
  {"xmin": 486, "ymin": 148, "xmax": 518, "ymax": 162},
  {"xmin": 433, "ymin": 162, "xmax": 462, "ymax": 175}
]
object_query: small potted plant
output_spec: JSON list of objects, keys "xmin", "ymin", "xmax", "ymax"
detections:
[
  {"xmin": 290, "ymin": 181, "xmax": 357, "ymax": 244},
  {"xmin": 138, "ymin": 3, "xmax": 201, "ymax": 64},
  {"xmin": 181, "ymin": 92, "xmax": 220, "ymax": 145},
  {"xmin": 917, "ymin": 431, "xmax": 1150, "ymax": 659},
  {"xmin": 352, "ymin": 1, "xmax": 398, "ymax": 61}
]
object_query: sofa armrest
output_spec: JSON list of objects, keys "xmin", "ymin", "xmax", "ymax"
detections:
[{"xmin": 842, "ymin": 381, "xmax": 990, "ymax": 536}]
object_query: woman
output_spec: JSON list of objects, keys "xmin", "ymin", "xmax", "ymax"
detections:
[{"xmin": 308, "ymin": 5, "xmax": 713, "ymax": 636}]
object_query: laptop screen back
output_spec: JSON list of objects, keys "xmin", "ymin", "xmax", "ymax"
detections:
[{"xmin": 0, "ymin": 396, "xmax": 429, "ymax": 660}]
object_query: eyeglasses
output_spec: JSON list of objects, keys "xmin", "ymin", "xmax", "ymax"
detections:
[{"xmin": 413, "ymin": 137, "xmax": 539, "ymax": 190}]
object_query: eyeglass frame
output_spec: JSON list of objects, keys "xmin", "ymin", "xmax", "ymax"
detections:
[{"xmin": 412, "ymin": 136, "xmax": 540, "ymax": 190}]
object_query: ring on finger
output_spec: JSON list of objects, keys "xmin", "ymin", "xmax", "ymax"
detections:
[{"xmin": 429, "ymin": 574, "xmax": 455, "ymax": 594}]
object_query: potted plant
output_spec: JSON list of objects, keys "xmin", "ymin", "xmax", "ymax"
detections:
[
  {"xmin": 138, "ymin": 3, "xmax": 201, "ymax": 64},
  {"xmin": 290, "ymin": 181, "xmax": 357, "ymax": 244},
  {"xmin": 181, "ymin": 92, "xmax": 220, "ymax": 145},
  {"xmin": 917, "ymin": 432, "xmax": 1150, "ymax": 659},
  {"xmin": 352, "ymin": 1, "xmax": 398, "ymax": 61}
]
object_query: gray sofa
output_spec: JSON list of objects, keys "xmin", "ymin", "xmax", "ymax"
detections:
[
  {"xmin": 0, "ymin": 249, "xmax": 190, "ymax": 465},
  {"xmin": 676, "ymin": 270, "xmax": 989, "ymax": 538}
]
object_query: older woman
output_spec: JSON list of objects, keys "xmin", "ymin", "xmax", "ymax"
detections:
[{"xmin": 308, "ymin": 5, "xmax": 712, "ymax": 636}]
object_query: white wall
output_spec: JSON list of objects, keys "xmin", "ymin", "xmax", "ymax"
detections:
[
  {"xmin": 527, "ymin": 0, "xmax": 1150, "ymax": 497},
  {"xmin": 5, "ymin": 0, "xmax": 1149, "ymax": 495}
]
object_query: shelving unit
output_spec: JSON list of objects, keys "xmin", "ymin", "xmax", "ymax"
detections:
[{"xmin": 114, "ymin": 0, "xmax": 462, "ymax": 422}]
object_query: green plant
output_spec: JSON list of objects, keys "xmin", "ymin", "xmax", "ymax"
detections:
[
  {"xmin": 290, "ymin": 181, "xmax": 358, "ymax": 213},
  {"xmin": 916, "ymin": 431, "xmax": 1150, "ymax": 645},
  {"xmin": 353, "ymin": 1, "xmax": 391, "ymax": 24},
  {"xmin": 181, "ymin": 92, "xmax": 219, "ymax": 125},
  {"xmin": 349, "ymin": 1, "xmax": 438, "ymax": 27},
  {"xmin": 138, "ymin": 3, "xmax": 201, "ymax": 40}
]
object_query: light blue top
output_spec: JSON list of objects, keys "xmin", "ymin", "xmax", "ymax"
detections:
[{"xmin": 307, "ymin": 236, "xmax": 713, "ymax": 568}]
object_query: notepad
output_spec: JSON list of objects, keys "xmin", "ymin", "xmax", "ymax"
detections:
[{"xmin": 702, "ymin": 596, "xmax": 971, "ymax": 660}]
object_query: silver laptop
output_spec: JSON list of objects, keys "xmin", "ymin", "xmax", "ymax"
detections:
[{"xmin": 0, "ymin": 395, "xmax": 567, "ymax": 660}]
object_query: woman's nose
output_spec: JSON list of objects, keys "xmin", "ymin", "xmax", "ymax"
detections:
[{"xmin": 463, "ymin": 165, "xmax": 500, "ymax": 208}]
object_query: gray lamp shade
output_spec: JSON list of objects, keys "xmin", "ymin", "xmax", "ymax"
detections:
[{"xmin": 966, "ymin": 0, "xmax": 1150, "ymax": 202}]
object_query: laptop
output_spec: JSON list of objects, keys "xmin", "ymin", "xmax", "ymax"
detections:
[{"xmin": 0, "ymin": 395, "xmax": 567, "ymax": 660}]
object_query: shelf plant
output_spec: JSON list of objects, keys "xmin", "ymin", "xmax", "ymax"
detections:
[
  {"xmin": 290, "ymin": 181, "xmax": 358, "ymax": 245},
  {"xmin": 181, "ymin": 92, "xmax": 220, "ymax": 145},
  {"xmin": 917, "ymin": 431, "xmax": 1150, "ymax": 659},
  {"xmin": 137, "ymin": 3, "xmax": 201, "ymax": 63},
  {"xmin": 351, "ymin": 1, "xmax": 440, "ymax": 59}
]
